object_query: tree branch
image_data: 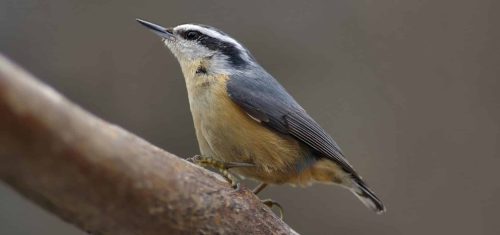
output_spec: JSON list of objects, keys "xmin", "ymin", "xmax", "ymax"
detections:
[{"xmin": 0, "ymin": 53, "xmax": 298, "ymax": 235}]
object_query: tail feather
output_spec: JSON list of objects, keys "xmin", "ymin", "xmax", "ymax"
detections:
[{"xmin": 351, "ymin": 178, "xmax": 386, "ymax": 214}]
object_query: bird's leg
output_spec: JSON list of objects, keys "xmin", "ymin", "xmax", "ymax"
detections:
[
  {"xmin": 187, "ymin": 155, "xmax": 254, "ymax": 169},
  {"xmin": 252, "ymin": 182, "xmax": 268, "ymax": 195},
  {"xmin": 186, "ymin": 155, "xmax": 254, "ymax": 189}
]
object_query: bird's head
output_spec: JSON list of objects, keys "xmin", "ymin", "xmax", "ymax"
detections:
[{"xmin": 136, "ymin": 19, "xmax": 255, "ymax": 75}]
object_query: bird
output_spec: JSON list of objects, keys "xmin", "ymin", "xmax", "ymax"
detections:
[{"xmin": 136, "ymin": 18, "xmax": 386, "ymax": 214}]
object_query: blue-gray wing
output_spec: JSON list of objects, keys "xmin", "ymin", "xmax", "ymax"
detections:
[{"xmin": 226, "ymin": 72, "xmax": 358, "ymax": 176}]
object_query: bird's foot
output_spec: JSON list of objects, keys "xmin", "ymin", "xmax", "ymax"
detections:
[
  {"xmin": 186, "ymin": 155, "xmax": 253, "ymax": 189},
  {"xmin": 220, "ymin": 167, "xmax": 240, "ymax": 190},
  {"xmin": 262, "ymin": 199, "xmax": 284, "ymax": 219},
  {"xmin": 251, "ymin": 183, "xmax": 281, "ymax": 218}
]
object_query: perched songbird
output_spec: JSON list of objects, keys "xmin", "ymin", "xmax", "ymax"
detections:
[{"xmin": 136, "ymin": 19, "xmax": 386, "ymax": 214}]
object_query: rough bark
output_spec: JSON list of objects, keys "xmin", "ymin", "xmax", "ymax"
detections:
[{"xmin": 0, "ymin": 54, "xmax": 298, "ymax": 235}]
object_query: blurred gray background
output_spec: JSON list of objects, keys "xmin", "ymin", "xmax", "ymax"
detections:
[{"xmin": 1, "ymin": 0, "xmax": 499, "ymax": 234}]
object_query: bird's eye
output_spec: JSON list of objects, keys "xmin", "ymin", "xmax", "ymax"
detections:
[{"xmin": 185, "ymin": 31, "xmax": 200, "ymax": 40}]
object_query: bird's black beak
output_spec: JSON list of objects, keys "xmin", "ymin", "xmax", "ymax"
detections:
[{"xmin": 136, "ymin": 19, "xmax": 175, "ymax": 41}]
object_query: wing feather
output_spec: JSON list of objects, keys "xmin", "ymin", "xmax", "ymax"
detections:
[{"xmin": 227, "ymin": 71, "xmax": 359, "ymax": 177}]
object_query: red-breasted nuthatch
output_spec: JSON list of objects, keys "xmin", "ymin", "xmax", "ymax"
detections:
[{"xmin": 137, "ymin": 19, "xmax": 386, "ymax": 214}]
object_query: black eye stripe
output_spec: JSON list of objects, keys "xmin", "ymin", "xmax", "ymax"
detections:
[
  {"xmin": 198, "ymin": 36, "xmax": 246, "ymax": 67},
  {"xmin": 178, "ymin": 28, "xmax": 248, "ymax": 67}
]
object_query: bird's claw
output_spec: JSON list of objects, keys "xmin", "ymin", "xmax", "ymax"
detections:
[
  {"xmin": 232, "ymin": 182, "xmax": 241, "ymax": 191},
  {"xmin": 186, "ymin": 154, "xmax": 202, "ymax": 163},
  {"xmin": 261, "ymin": 199, "xmax": 284, "ymax": 219}
]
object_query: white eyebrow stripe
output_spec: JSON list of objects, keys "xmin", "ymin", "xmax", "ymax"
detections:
[{"xmin": 174, "ymin": 24, "xmax": 245, "ymax": 50}]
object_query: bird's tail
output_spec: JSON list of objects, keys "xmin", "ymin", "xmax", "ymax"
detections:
[{"xmin": 350, "ymin": 177, "xmax": 386, "ymax": 214}]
